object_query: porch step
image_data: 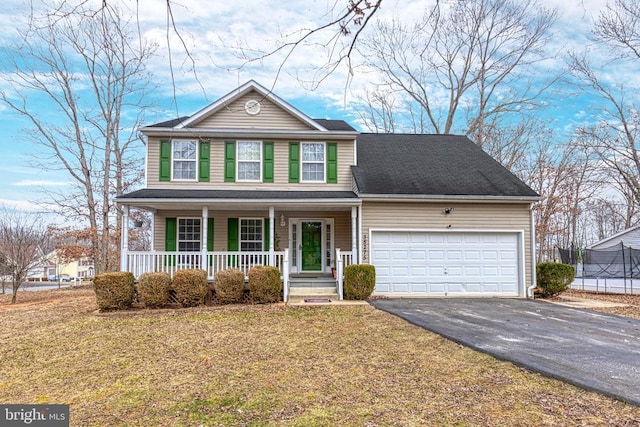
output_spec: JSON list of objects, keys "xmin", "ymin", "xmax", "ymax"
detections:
[
  {"xmin": 289, "ymin": 276, "xmax": 337, "ymax": 288},
  {"xmin": 288, "ymin": 286, "xmax": 337, "ymax": 297}
]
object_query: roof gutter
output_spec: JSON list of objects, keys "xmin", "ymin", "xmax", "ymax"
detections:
[
  {"xmin": 357, "ymin": 194, "xmax": 542, "ymax": 203},
  {"xmin": 116, "ymin": 197, "xmax": 362, "ymax": 207},
  {"xmin": 140, "ymin": 127, "xmax": 359, "ymax": 141}
]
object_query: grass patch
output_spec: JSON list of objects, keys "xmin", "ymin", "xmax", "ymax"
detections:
[{"xmin": 1, "ymin": 288, "xmax": 639, "ymax": 426}]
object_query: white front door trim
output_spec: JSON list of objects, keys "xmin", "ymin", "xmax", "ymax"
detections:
[{"xmin": 288, "ymin": 218, "xmax": 335, "ymax": 274}]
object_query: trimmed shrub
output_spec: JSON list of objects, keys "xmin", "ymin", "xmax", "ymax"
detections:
[
  {"xmin": 248, "ymin": 266, "xmax": 282, "ymax": 304},
  {"xmin": 214, "ymin": 269, "xmax": 245, "ymax": 304},
  {"xmin": 344, "ymin": 264, "xmax": 376, "ymax": 300},
  {"xmin": 93, "ymin": 272, "xmax": 135, "ymax": 311},
  {"xmin": 137, "ymin": 272, "xmax": 172, "ymax": 308},
  {"xmin": 536, "ymin": 263, "xmax": 575, "ymax": 298},
  {"xmin": 172, "ymin": 269, "xmax": 209, "ymax": 307}
]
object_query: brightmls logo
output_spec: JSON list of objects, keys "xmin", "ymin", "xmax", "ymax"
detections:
[{"xmin": 1, "ymin": 405, "xmax": 68, "ymax": 426}]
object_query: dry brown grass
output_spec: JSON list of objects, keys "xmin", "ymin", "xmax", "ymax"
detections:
[{"xmin": 1, "ymin": 287, "xmax": 639, "ymax": 426}]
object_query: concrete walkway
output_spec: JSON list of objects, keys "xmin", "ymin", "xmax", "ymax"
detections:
[{"xmin": 370, "ymin": 298, "xmax": 640, "ymax": 406}]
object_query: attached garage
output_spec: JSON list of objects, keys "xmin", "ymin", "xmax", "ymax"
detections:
[{"xmin": 370, "ymin": 230, "xmax": 523, "ymax": 297}]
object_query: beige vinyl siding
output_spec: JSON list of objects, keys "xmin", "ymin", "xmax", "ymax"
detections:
[
  {"xmin": 193, "ymin": 92, "xmax": 314, "ymax": 130},
  {"xmin": 361, "ymin": 201, "xmax": 533, "ymax": 289},
  {"xmin": 147, "ymin": 138, "xmax": 354, "ymax": 191},
  {"xmin": 154, "ymin": 210, "xmax": 352, "ymax": 252}
]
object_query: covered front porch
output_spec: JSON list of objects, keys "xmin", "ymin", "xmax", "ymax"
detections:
[{"xmin": 118, "ymin": 192, "xmax": 361, "ymax": 302}]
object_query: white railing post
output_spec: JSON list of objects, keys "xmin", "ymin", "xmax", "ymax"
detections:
[
  {"xmin": 121, "ymin": 205, "xmax": 129, "ymax": 272},
  {"xmin": 336, "ymin": 248, "xmax": 343, "ymax": 300},
  {"xmin": 283, "ymin": 248, "xmax": 290, "ymax": 302}
]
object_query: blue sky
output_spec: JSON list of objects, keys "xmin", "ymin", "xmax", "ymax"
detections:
[{"xmin": 0, "ymin": 0, "xmax": 619, "ymax": 214}]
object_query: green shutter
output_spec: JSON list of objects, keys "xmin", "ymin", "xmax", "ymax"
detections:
[
  {"xmin": 165, "ymin": 217, "xmax": 177, "ymax": 251},
  {"xmin": 263, "ymin": 141, "xmax": 274, "ymax": 183},
  {"xmin": 207, "ymin": 218, "xmax": 214, "ymax": 251},
  {"xmin": 289, "ymin": 142, "xmax": 300, "ymax": 183},
  {"xmin": 224, "ymin": 141, "xmax": 236, "ymax": 182},
  {"xmin": 227, "ymin": 218, "xmax": 239, "ymax": 251},
  {"xmin": 263, "ymin": 218, "xmax": 270, "ymax": 251},
  {"xmin": 165, "ymin": 217, "xmax": 177, "ymax": 266},
  {"xmin": 327, "ymin": 142, "xmax": 338, "ymax": 183},
  {"xmin": 199, "ymin": 140, "xmax": 210, "ymax": 182},
  {"xmin": 159, "ymin": 140, "xmax": 171, "ymax": 181}
]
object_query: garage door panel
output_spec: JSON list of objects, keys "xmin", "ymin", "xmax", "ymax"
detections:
[{"xmin": 372, "ymin": 231, "xmax": 520, "ymax": 297}]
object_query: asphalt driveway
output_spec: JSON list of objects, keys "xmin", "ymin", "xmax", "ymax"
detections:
[{"xmin": 369, "ymin": 298, "xmax": 640, "ymax": 406}]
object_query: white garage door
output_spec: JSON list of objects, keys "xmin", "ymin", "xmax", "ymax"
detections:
[{"xmin": 371, "ymin": 231, "xmax": 520, "ymax": 296}]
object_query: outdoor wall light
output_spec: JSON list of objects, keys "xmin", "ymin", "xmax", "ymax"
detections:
[
  {"xmin": 133, "ymin": 219, "xmax": 144, "ymax": 228},
  {"xmin": 280, "ymin": 214, "xmax": 286, "ymax": 227},
  {"xmin": 444, "ymin": 207, "xmax": 454, "ymax": 215}
]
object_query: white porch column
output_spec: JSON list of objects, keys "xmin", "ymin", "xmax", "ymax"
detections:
[
  {"xmin": 269, "ymin": 206, "xmax": 275, "ymax": 266},
  {"xmin": 201, "ymin": 206, "xmax": 209, "ymax": 269},
  {"xmin": 358, "ymin": 204, "xmax": 363, "ymax": 264},
  {"xmin": 120, "ymin": 205, "xmax": 129, "ymax": 272},
  {"xmin": 150, "ymin": 214, "xmax": 155, "ymax": 251},
  {"xmin": 351, "ymin": 206, "xmax": 358, "ymax": 264}
]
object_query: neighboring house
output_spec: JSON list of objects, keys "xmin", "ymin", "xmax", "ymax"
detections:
[
  {"xmin": 41, "ymin": 252, "xmax": 95, "ymax": 280},
  {"xmin": 116, "ymin": 80, "xmax": 539, "ymax": 301},
  {"xmin": 588, "ymin": 225, "xmax": 640, "ymax": 250}
]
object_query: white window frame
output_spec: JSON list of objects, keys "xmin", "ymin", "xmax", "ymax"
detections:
[
  {"xmin": 177, "ymin": 217, "xmax": 201, "ymax": 252},
  {"xmin": 301, "ymin": 142, "xmax": 326, "ymax": 183},
  {"xmin": 239, "ymin": 218, "xmax": 263, "ymax": 252},
  {"xmin": 237, "ymin": 141, "xmax": 262, "ymax": 182},
  {"xmin": 171, "ymin": 139, "xmax": 198, "ymax": 181}
]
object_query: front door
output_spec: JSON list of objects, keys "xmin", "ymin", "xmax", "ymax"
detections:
[{"xmin": 301, "ymin": 221, "xmax": 322, "ymax": 271}]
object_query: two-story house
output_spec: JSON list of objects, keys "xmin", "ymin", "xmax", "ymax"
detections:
[{"xmin": 116, "ymin": 80, "xmax": 539, "ymax": 302}]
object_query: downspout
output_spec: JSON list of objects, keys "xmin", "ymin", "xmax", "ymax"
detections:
[{"xmin": 527, "ymin": 204, "xmax": 537, "ymax": 298}]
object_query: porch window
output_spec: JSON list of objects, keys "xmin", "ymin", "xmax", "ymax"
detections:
[
  {"xmin": 301, "ymin": 142, "xmax": 325, "ymax": 182},
  {"xmin": 178, "ymin": 218, "xmax": 201, "ymax": 251},
  {"xmin": 172, "ymin": 140, "xmax": 197, "ymax": 180},
  {"xmin": 237, "ymin": 141, "xmax": 262, "ymax": 181},
  {"xmin": 240, "ymin": 218, "xmax": 263, "ymax": 251}
]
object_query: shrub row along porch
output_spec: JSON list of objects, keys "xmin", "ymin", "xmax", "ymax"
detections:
[{"xmin": 123, "ymin": 249, "xmax": 355, "ymax": 302}]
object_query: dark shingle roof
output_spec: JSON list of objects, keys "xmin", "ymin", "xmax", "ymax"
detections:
[
  {"xmin": 118, "ymin": 189, "xmax": 358, "ymax": 200},
  {"xmin": 313, "ymin": 119, "xmax": 357, "ymax": 131},
  {"xmin": 353, "ymin": 134, "xmax": 538, "ymax": 198},
  {"xmin": 147, "ymin": 116, "xmax": 190, "ymax": 128}
]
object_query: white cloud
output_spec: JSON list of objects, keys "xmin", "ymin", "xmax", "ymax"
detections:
[{"xmin": 12, "ymin": 180, "xmax": 72, "ymax": 187}]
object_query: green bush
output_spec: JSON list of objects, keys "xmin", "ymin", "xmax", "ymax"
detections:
[
  {"xmin": 137, "ymin": 272, "xmax": 172, "ymax": 308},
  {"xmin": 214, "ymin": 269, "xmax": 245, "ymax": 304},
  {"xmin": 172, "ymin": 269, "xmax": 209, "ymax": 307},
  {"xmin": 344, "ymin": 264, "xmax": 376, "ymax": 300},
  {"xmin": 248, "ymin": 266, "xmax": 282, "ymax": 304},
  {"xmin": 536, "ymin": 263, "xmax": 575, "ymax": 297},
  {"xmin": 93, "ymin": 272, "xmax": 135, "ymax": 311}
]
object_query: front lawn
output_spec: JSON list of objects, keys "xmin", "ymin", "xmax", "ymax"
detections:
[{"xmin": 1, "ymin": 288, "xmax": 639, "ymax": 426}]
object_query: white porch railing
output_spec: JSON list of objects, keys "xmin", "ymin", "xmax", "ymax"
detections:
[
  {"xmin": 126, "ymin": 248, "xmax": 353, "ymax": 302},
  {"xmin": 127, "ymin": 251, "xmax": 285, "ymax": 281},
  {"xmin": 335, "ymin": 249, "xmax": 356, "ymax": 300}
]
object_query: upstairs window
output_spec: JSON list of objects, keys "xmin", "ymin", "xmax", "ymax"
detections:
[
  {"xmin": 172, "ymin": 140, "xmax": 197, "ymax": 180},
  {"xmin": 301, "ymin": 142, "xmax": 325, "ymax": 182},
  {"xmin": 237, "ymin": 141, "xmax": 262, "ymax": 181}
]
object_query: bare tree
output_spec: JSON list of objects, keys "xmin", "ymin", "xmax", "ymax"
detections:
[
  {"xmin": 0, "ymin": 209, "xmax": 53, "ymax": 304},
  {"xmin": 0, "ymin": 3, "xmax": 156, "ymax": 274},
  {"xmin": 357, "ymin": 0, "xmax": 557, "ymax": 163},
  {"xmin": 568, "ymin": 0, "xmax": 640, "ymax": 211}
]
